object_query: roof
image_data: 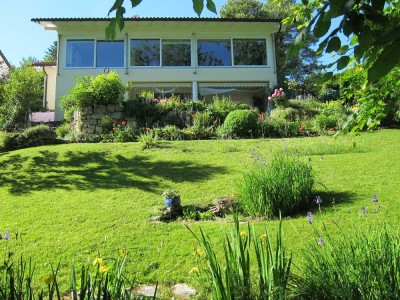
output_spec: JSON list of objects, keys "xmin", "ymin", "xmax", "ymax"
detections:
[
  {"xmin": 32, "ymin": 61, "xmax": 56, "ymax": 67},
  {"xmin": 31, "ymin": 17, "xmax": 281, "ymax": 23},
  {"xmin": 0, "ymin": 50, "xmax": 12, "ymax": 69}
]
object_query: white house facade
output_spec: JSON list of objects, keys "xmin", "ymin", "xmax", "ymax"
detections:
[
  {"xmin": 32, "ymin": 17, "xmax": 281, "ymax": 121},
  {"xmin": 0, "ymin": 50, "xmax": 12, "ymax": 78}
]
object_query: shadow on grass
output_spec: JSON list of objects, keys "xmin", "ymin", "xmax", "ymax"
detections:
[{"xmin": 0, "ymin": 150, "xmax": 227, "ymax": 195}]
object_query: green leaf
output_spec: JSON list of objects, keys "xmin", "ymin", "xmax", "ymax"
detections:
[
  {"xmin": 350, "ymin": 35, "xmax": 358, "ymax": 46},
  {"xmin": 105, "ymin": 19, "xmax": 117, "ymax": 41},
  {"xmin": 337, "ymin": 56, "xmax": 350, "ymax": 70},
  {"xmin": 108, "ymin": 0, "xmax": 124, "ymax": 15},
  {"xmin": 192, "ymin": 0, "xmax": 204, "ymax": 16},
  {"xmin": 372, "ymin": 27, "xmax": 400, "ymax": 47},
  {"xmin": 368, "ymin": 40, "xmax": 400, "ymax": 83},
  {"xmin": 130, "ymin": 0, "xmax": 142, "ymax": 7},
  {"xmin": 313, "ymin": 12, "xmax": 331, "ymax": 38},
  {"xmin": 287, "ymin": 30, "xmax": 305, "ymax": 59},
  {"xmin": 326, "ymin": 37, "xmax": 341, "ymax": 53},
  {"xmin": 371, "ymin": 0, "xmax": 385, "ymax": 10},
  {"xmin": 317, "ymin": 72, "xmax": 333, "ymax": 84},
  {"xmin": 206, "ymin": 0, "xmax": 217, "ymax": 14},
  {"xmin": 116, "ymin": 7, "xmax": 126, "ymax": 31}
]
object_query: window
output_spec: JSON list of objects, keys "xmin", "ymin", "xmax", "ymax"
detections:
[
  {"xmin": 198, "ymin": 40, "xmax": 232, "ymax": 66},
  {"xmin": 66, "ymin": 40, "xmax": 94, "ymax": 67},
  {"xmin": 162, "ymin": 40, "xmax": 191, "ymax": 66},
  {"xmin": 96, "ymin": 41, "xmax": 124, "ymax": 68},
  {"xmin": 233, "ymin": 39, "xmax": 267, "ymax": 66},
  {"xmin": 130, "ymin": 39, "xmax": 160, "ymax": 66}
]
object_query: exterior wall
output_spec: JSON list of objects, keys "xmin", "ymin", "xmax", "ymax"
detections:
[
  {"xmin": 0, "ymin": 55, "xmax": 10, "ymax": 78},
  {"xmin": 45, "ymin": 66, "xmax": 57, "ymax": 110},
  {"xmin": 52, "ymin": 21, "xmax": 279, "ymax": 121}
]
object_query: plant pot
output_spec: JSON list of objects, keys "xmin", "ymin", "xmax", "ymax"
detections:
[{"xmin": 165, "ymin": 197, "xmax": 181, "ymax": 208}]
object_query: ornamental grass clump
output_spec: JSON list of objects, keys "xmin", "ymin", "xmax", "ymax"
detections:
[
  {"xmin": 294, "ymin": 224, "xmax": 400, "ymax": 299},
  {"xmin": 238, "ymin": 150, "xmax": 315, "ymax": 218}
]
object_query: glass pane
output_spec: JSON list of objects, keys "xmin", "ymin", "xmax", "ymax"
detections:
[
  {"xmin": 96, "ymin": 41, "xmax": 124, "ymax": 68},
  {"xmin": 162, "ymin": 40, "xmax": 191, "ymax": 66},
  {"xmin": 66, "ymin": 40, "xmax": 94, "ymax": 67},
  {"xmin": 198, "ymin": 40, "xmax": 231, "ymax": 66},
  {"xmin": 130, "ymin": 39, "xmax": 160, "ymax": 66},
  {"xmin": 233, "ymin": 39, "xmax": 267, "ymax": 65}
]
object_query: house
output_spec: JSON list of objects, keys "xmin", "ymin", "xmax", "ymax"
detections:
[
  {"xmin": 0, "ymin": 50, "xmax": 12, "ymax": 78},
  {"xmin": 32, "ymin": 17, "xmax": 281, "ymax": 121}
]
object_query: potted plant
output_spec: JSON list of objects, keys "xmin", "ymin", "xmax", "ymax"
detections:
[{"xmin": 162, "ymin": 189, "xmax": 181, "ymax": 208}]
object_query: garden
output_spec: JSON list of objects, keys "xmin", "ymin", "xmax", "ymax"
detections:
[{"xmin": 0, "ymin": 69, "xmax": 399, "ymax": 298}]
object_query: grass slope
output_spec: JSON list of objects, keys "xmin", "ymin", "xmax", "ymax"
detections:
[{"xmin": 0, "ymin": 129, "xmax": 399, "ymax": 294}]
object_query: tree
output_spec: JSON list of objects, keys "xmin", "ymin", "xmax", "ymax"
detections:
[
  {"xmin": 0, "ymin": 61, "xmax": 44, "ymax": 129},
  {"xmin": 44, "ymin": 41, "xmax": 57, "ymax": 62},
  {"xmin": 285, "ymin": 0, "xmax": 400, "ymax": 83},
  {"xmin": 220, "ymin": 0, "xmax": 266, "ymax": 18}
]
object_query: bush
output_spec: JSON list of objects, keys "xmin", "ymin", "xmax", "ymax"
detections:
[
  {"xmin": 160, "ymin": 125, "xmax": 180, "ymax": 140},
  {"xmin": 139, "ymin": 129, "xmax": 160, "ymax": 149},
  {"xmin": 100, "ymin": 115, "xmax": 114, "ymax": 133},
  {"xmin": 222, "ymin": 110, "xmax": 258, "ymax": 138},
  {"xmin": 123, "ymin": 98, "xmax": 160, "ymax": 127},
  {"xmin": 206, "ymin": 96, "xmax": 239, "ymax": 123},
  {"xmin": 193, "ymin": 111, "xmax": 213, "ymax": 128},
  {"xmin": 60, "ymin": 72, "xmax": 127, "ymax": 120},
  {"xmin": 238, "ymin": 151, "xmax": 315, "ymax": 218},
  {"xmin": 180, "ymin": 126, "xmax": 216, "ymax": 140},
  {"xmin": 55, "ymin": 122, "xmax": 70, "ymax": 139},
  {"xmin": 295, "ymin": 225, "xmax": 400, "ymax": 299}
]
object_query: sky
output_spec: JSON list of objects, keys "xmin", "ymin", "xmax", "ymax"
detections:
[{"xmin": 0, "ymin": 0, "xmax": 226, "ymax": 66}]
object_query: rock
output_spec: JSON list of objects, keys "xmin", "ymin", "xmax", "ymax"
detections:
[
  {"xmin": 94, "ymin": 105, "xmax": 106, "ymax": 115},
  {"xmin": 107, "ymin": 104, "xmax": 122, "ymax": 113},
  {"xmin": 81, "ymin": 107, "xmax": 93, "ymax": 115},
  {"xmin": 111, "ymin": 112, "xmax": 123, "ymax": 119},
  {"xmin": 95, "ymin": 126, "xmax": 103, "ymax": 134},
  {"xmin": 135, "ymin": 285, "xmax": 158, "ymax": 297},
  {"xmin": 171, "ymin": 283, "xmax": 196, "ymax": 298}
]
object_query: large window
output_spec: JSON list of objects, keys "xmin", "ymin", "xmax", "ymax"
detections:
[
  {"xmin": 198, "ymin": 40, "xmax": 232, "ymax": 66},
  {"xmin": 130, "ymin": 39, "xmax": 160, "ymax": 66},
  {"xmin": 162, "ymin": 40, "xmax": 191, "ymax": 66},
  {"xmin": 96, "ymin": 41, "xmax": 124, "ymax": 68},
  {"xmin": 66, "ymin": 40, "xmax": 94, "ymax": 67},
  {"xmin": 233, "ymin": 39, "xmax": 267, "ymax": 66}
]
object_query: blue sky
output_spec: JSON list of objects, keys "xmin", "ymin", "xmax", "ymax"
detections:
[{"xmin": 0, "ymin": 0, "xmax": 226, "ymax": 66}]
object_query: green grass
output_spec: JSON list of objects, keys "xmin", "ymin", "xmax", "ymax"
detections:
[{"xmin": 0, "ymin": 129, "xmax": 399, "ymax": 296}]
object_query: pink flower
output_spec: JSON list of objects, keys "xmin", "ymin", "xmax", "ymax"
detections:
[
  {"xmin": 268, "ymin": 96, "xmax": 272, "ymax": 101},
  {"xmin": 279, "ymin": 88, "xmax": 283, "ymax": 92}
]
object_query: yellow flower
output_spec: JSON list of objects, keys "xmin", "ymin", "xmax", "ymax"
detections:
[
  {"xmin": 194, "ymin": 249, "xmax": 204, "ymax": 256},
  {"xmin": 42, "ymin": 274, "xmax": 54, "ymax": 285},
  {"xmin": 118, "ymin": 249, "xmax": 126, "ymax": 257},
  {"xmin": 189, "ymin": 266, "xmax": 199, "ymax": 274},
  {"xmin": 93, "ymin": 257, "xmax": 105, "ymax": 266},
  {"xmin": 240, "ymin": 231, "xmax": 248, "ymax": 239},
  {"xmin": 99, "ymin": 265, "xmax": 110, "ymax": 274},
  {"xmin": 259, "ymin": 234, "xmax": 268, "ymax": 242}
]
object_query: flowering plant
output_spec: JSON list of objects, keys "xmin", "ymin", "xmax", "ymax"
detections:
[
  {"xmin": 162, "ymin": 189, "xmax": 180, "ymax": 199},
  {"xmin": 268, "ymin": 88, "xmax": 288, "ymax": 107}
]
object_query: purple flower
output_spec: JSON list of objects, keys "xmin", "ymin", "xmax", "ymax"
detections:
[
  {"xmin": 307, "ymin": 212, "xmax": 313, "ymax": 224},
  {"xmin": 316, "ymin": 195, "xmax": 322, "ymax": 205},
  {"xmin": 283, "ymin": 146, "xmax": 287, "ymax": 152},
  {"xmin": 371, "ymin": 194, "xmax": 378, "ymax": 203},
  {"xmin": 317, "ymin": 237, "xmax": 324, "ymax": 246},
  {"xmin": 4, "ymin": 231, "xmax": 10, "ymax": 241},
  {"xmin": 361, "ymin": 207, "xmax": 368, "ymax": 216}
]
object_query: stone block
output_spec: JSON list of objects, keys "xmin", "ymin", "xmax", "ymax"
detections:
[
  {"xmin": 107, "ymin": 104, "xmax": 122, "ymax": 113},
  {"xmin": 111, "ymin": 112, "xmax": 123, "ymax": 119},
  {"xmin": 95, "ymin": 126, "xmax": 103, "ymax": 134},
  {"xmin": 81, "ymin": 107, "xmax": 93, "ymax": 115},
  {"xmin": 94, "ymin": 105, "xmax": 106, "ymax": 115}
]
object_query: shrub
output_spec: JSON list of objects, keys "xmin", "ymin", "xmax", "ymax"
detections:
[
  {"xmin": 193, "ymin": 111, "xmax": 213, "ymax": 128},
  {"xmin": 187, "ymin": 215, "xmax": 292, "ymax": 299},
  {"xmin": 55, "ymin": 122, "xmax": 70, "ymax": 139},
  {"xmin": 123, "ymin": 98, "xmax": 160, "ymax": 127},
  {"xmin": 222, "ymin": 110, "xmax": 258, "ymax": 138},
  {"xmin": 182, "ymin": 100, "xmax": 207, "ymax": 112},
  {"xmin": 295, "ymin": 225, "xmax": 400, "ymax": 299},
  {"xmin": 112, "ymin": 124, "xmax": 137, "ymax": 142},
  {"xmin": 160, "ymin": 125, "xmax": 180, "ymax": 140},
  {"xmin": 139, "ymin": 129, "xmax": 160, "ymax": 149},
  {"xmin": 238, "ymin": 151, "xmax": 315, "ymax": 218},
  {"xmin": 180, "ymin": 126, "xmax": 216, "ymax": 140},
  {"xmin": 100, "ymin": 115, "xmax": 114, "ymax": 133},
  {"xmin": 60, "ymin": 72, "xmax": 127, "ymax": 120},
  {"xmin": 206, "ymin": 96, "xmax": 239, "ymax": 123}
]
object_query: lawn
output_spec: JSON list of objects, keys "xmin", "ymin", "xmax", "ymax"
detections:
[{"xmin": 0, "ymin": 129, "xmax": 399, "ymax": 296}]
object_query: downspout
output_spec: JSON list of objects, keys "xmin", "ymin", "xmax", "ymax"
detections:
[
  {"xmin": 56, "ymin": 34, "xmax": 61, "ymax": 76},
  {"xmin": 42, "ymin": 66, "xmax": 48, "ymax": 110}
]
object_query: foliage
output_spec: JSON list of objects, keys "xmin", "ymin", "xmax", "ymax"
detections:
[
  {"xmin": 187, "ymin": 214, "xmax": 292, "ymax": 299},
  {"xmin": 112, "ymin": 122, "xmax": 137, "ymax": 142},
  {"xmin": 295, "ymin": 224, "xmax": 400, "ymax": 299},
  {"xmin": 206, "ymin": 96, "xmax": 239, "ymax": 123},
  {"xmin": 220, "ymin": 0, "xmax": 265, "ymax": 18},
  {"xmin": 286, "ymin": 0, "xmax": 400, "ymax": 83},
  {"xmin": 55, "ymin": 122, "xmax": 70, "ymax": 139},
  {"xmin": 0, "ymin": 62, "xmax": 44, "ymax": 129},
  {"xmin": 43, "ymin": 41, "xmax": 57, "ymax": 62},
  {"xmin": 238, "ymin": 150, "xmax": 315, "ymax": 218},
  {"xmin": 268, "ymin": 87, "xmax": 288, "ymax": 108},
  {"xmin": 123, "ymin": 98, "xmax": 160, "ymax": 127},
  {"xmin": 60, "ymin": 72, "xmax": 126, "ymax": 120},
  {"xmin": 100, "ymin": 115, "xmax": 114, "ymax": 133},
  {"xmin": 138, "ymin": 128, "xmax": 160, "ymax": 149},
  {"xmin": 162, "ymin": 189, "xmax": 180, "ymax": 198},
  {"xmin": 180, "ymin": 125, "xmax": 216, "ymax": 140},
  {"xmin": 193, "ymin": 111, "xmax": 213, "ymax": 128},
  {"xmin": 222, "ymin": 109, "xmax": 258, "ymax": 138},
  {"xmin": 159, "ymin": 125, "xmax": 180, "ymax": 141}
]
